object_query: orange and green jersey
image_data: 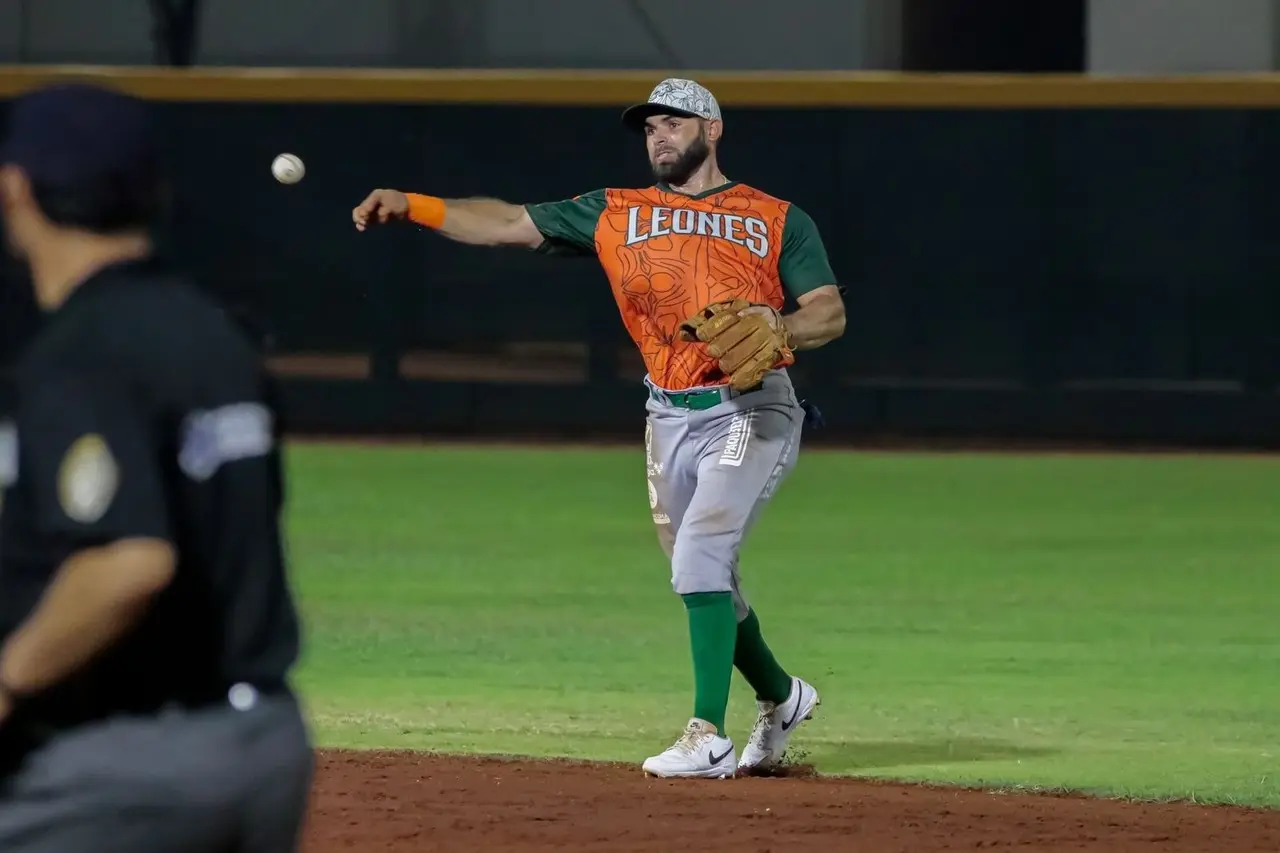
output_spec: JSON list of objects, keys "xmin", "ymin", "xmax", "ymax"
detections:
[{"xmin": 525, "ymin": 181, "xmax": 836, "ymax": 391}]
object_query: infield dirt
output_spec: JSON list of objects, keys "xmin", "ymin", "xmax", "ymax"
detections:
[{"xmin": 301, "ymin": 749, "xmax": 1280, "ymax": 853}]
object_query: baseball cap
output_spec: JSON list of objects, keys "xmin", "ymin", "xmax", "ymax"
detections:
[
  {"xmin": 621, "ymin": 78, "xmax": 722, "ymax": 133},
  {"xmin": 0, "ymin": 82, "xmax": 158, "ymax": 189}
]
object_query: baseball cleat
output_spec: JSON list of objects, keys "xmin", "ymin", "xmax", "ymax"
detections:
[
  {"xmin": 642, "ymin": 718, "xmax": 737, "ymax": 779},
  {"xmin": 737, "ymin": 676, "xmax": 820, "ymax": 773}
]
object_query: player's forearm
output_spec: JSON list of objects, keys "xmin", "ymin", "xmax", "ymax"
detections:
[
  {"xmin": 408, "ymin": 194, "xmax": 532, "ymax": 247},
  {"xmin": 0, "ymin": 540, "xmax": 174, "ymax": 697},
  {"xmin": 783, "ymin": 294, "xmax": 846, "ymax": 350}
]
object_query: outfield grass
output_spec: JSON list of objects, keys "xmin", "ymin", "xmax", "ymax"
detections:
[{"xmin": 285, "ymin": 443, "xmax": 1280, "ymax": 807}]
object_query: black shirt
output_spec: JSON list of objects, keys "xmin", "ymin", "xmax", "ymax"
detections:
[{"xmin": 0, "ymin": 257, "xmax": 300, "ymax": 732}]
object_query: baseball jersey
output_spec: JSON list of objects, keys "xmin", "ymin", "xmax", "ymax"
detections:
[
  {"xmin": 0, "ymin": 258, "xmax": 300, "ymax": 735},
  {"xmin": 525, "ymin": 181, "xmax": 836, "ymax": 391}
]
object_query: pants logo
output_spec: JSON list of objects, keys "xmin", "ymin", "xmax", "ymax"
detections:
[
  {"xmin": 645, "ymin": 421, "xmax": 663, "ymax": 476},
  {"xmin": 648, "ymin": 478, "xmax": 670, "ymax": 524},
  {"xmin": 718, "ymin": 412, "xmax": 754, "ymax": 467}
]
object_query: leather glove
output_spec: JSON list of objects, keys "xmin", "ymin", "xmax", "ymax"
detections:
[{"xmin": 678, "ymin": 299, "xmax": 794, "ymax": 392}]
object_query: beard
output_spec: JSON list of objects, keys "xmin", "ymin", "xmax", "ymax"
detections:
[{"xmin": 650, "ymin": 133, "xmax": 711, "ymax": 185}]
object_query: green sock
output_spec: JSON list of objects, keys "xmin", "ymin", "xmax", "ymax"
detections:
[
  {"xmin": 733, "ymin": 608, "xmax": 793, "ymax": 705},
  {"xmin": 681, "ymin": 592, "xmax": 737, "ymax": 732}
]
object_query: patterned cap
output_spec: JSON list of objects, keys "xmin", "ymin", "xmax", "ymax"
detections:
[{"xmin": 621, "ymin": 78, "xmax": 722, "ymax": 133}]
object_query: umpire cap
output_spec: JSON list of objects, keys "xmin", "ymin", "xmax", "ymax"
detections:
[{"xmin": 0, "ymin": 82, "xmax": 158, "ymax": 189}]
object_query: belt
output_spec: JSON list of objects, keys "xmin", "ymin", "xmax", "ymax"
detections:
[{"xmin": 647, "ymin": 382, "xmax": 737, "ymax": 410}]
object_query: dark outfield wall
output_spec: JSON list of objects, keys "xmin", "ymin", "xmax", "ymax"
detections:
[{"xmin": 1, "ymin": 97, "xmax": 1277, "ymax": 446}]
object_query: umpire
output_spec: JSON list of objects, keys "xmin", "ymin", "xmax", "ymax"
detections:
[{"xmin": 0, "ymin": 83, "xmax": 313, "ymax": 850}]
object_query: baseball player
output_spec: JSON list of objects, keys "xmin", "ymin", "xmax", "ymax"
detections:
[{"xmin": 353, "ymin": 77, "xmax": 846, "ymax": 778}]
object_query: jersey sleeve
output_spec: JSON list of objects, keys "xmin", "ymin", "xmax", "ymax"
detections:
[
  {"xmin": 778, "ymin": 204, "xmax": 838, "ymax": 298},
  {"xmin": 524, "ymin": 189, "xmax": 607, "ymax": 256},
  {"xmin": 20, "ymin": 373, "xmax": 169, "ymax": 545}
]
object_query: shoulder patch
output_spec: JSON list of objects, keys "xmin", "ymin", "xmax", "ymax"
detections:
[
  {"xmin": 179, "ymin": 402, "xmax": 274, "ymax": 482},
  {"xmin": 0, "ymin": 420, "xmax": 17, "ymax": 487},
  {"xmin": 58, "ymin": 434, "xmax": 119, "ymax": 523},
  {"xmin": 0, "ymin": 420, "xmax": 17, "ymax": 518}
]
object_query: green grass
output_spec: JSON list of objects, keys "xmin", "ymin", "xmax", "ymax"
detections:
[{"xmin": 284, "ymin": 443, "xmax": 1280, "ymax": 807}]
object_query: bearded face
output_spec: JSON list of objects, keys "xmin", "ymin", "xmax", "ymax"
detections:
[{"xmin": 645, "ymin": 116, "xmax": 712, "ymax": 186}]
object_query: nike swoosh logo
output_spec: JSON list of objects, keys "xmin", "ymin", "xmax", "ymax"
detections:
[
  {"xmin": 780, "ymin": 686, "xmax": 806, "ymax": 732},
  {"xmin": 709, "ymin": 745, "xmax": 733, "ymax": 765}
]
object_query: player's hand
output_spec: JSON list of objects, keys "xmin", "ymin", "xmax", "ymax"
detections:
[{"xmin": 352, "ymin": 189, "xmax": 409, "ymax": 231}]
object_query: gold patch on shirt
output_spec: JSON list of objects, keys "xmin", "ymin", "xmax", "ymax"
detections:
[{"xmin": 58, "ymin": 434, "xmax": 119, "ymax": 524}]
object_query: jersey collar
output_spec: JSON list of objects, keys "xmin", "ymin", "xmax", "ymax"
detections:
[{"xmin": 655, "ymin": 180, "xmax": 739, "ymax": 200}]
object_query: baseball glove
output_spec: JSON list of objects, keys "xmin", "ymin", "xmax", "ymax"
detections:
[{"xmin": 679, "ymin": 298, "xmax": 794, "ymax": 391}]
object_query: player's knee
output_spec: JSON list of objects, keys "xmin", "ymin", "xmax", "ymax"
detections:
[{"xmin": 669, "ymin": 533, "xmax": 735, "ymax": 596}]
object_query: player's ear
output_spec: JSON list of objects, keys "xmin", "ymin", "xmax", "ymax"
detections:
[
  {"xmin": 704, "ymin": 119, "xmax": 723, "ymax": 144},
  {"xmin": 0, "ymin": 165, "xmax": 42, "ymax": 224},
  {"xmin": 0, "ymin": 165, "xmax": 30, "ymax": 211}
]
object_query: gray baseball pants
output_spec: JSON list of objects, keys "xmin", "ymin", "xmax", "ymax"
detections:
[{"xmin": 0, "ymin": 685, "xmax": 313, "ymax": 852}]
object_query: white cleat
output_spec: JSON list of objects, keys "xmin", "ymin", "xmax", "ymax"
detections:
[
  {"xmin": 737, "ymin": 677, "xmax": 820, "ymax": 774},
  {"xmin": 642, "ymin": 718, "xmax": 737, "ymax": 779}
]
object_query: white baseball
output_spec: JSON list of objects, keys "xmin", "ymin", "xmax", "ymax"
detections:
[{"xmin": 271, "ymin": 153, "xmax": 305, "ymax": 185}]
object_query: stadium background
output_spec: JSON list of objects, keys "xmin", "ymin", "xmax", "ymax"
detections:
[{"xmin": 1, "ymin": 0, "xmax": 1277, "ymax": 448}]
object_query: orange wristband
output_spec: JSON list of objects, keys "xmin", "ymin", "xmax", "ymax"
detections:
[{"xmin": 406, "ymin": 193, "xmax": 447, "ymax": 229}]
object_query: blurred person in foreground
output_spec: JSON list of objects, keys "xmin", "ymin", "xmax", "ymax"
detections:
[{"xmin": 0, "ymin": 82, "xmax": 312, "ymax": 851}]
